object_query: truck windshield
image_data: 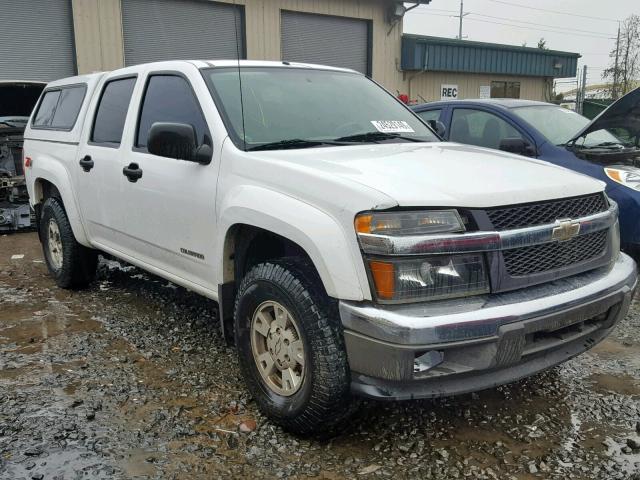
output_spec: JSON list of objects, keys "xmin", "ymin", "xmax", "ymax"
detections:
[
  {"xmin": 203, "ymin": 67, "xmax": 438, "ymax": 151},
  {"xmin": 512, "ymin": 105, "xmax": 625, "ymax": 148}
]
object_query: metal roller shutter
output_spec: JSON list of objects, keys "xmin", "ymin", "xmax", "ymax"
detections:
[
  {"xmin": 281, "ymin": 11, "xmax": 371, "ymax": 75},
  {"xmin": 122, "ymin": 0, "xmax": 245, "ymax": 66},
  {"xmin": 0, "ymin": 0, "xmax": 75, "ymax": 81}
]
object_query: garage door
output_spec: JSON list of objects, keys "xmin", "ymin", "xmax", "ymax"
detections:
[
  {"xmin": 281, "ymin": 11, "xmax": 371, "ymax": 75},
  {"xmin": 0, "ymin": 0, "xmax": 75, "ymax": 81},
  {"xmin": 122, "ymin": 0, "xmax": 245, "ymax": 66}
]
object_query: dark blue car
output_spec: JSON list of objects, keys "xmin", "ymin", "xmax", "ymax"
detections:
[{"xmin": 412, "ymin": 91, "xmax": 640, "ymax": 253}]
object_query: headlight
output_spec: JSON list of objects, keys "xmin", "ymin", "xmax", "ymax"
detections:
[
  {"xmin": 355, "ymin": 210, "xmax": 465, "ymax": 236},
  {"xmin": 368, "ymin": 254, "xmax": 489, "ymax": 303},
  {"xmin": 355, "ymin": 210, "xmax": 488, "ymax": 303},
  {"xmin": 604, "ymin": 167, "xmax": 640, "ymax": 191}
]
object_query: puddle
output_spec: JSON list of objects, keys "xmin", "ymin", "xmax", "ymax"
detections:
[
  {"xmin": 590, "ymin": 373, "xmax": 640, "ymax": 396},
  {"xmin": 0, "ymin": 315, "xmax": 102, "ymax": 348},
  {"xmin": 0, "ymin": 364, "xmax": 36, "ymax": 380},
  {"xmin": 120, "ymin": 448, "xmax": 159, "ymax": 477}
]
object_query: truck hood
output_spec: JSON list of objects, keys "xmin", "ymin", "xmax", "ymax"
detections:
[
  {"xmin": 569, "ymin": 87, "xmax": 640, "ymax": 143},
  {"xmin": 0, "ymin": 81, "xmax": 45, "ymax": 119},
  {"xmin": 258, "ymin": 142, "xmax": 605, "ymax": 208}
]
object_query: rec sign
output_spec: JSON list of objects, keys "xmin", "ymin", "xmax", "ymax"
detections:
[{"xmin": 440, "ymin": 84, "xmax": 458, "ymax": 100}]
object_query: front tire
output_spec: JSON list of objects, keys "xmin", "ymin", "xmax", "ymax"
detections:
[
  {"xmin": 40, "ymin": 197, "xmax": 98, "ymax": 289},
  {"xmin": 234, "ymin": 259, "xmax": 353, "ymax": 435}
]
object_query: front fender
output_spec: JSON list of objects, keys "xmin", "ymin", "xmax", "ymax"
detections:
[
  {"xmin": 217, "ymin": 185, "xmax": 369, "ymax": 301},
  {"xmin": 28, "ymin": 162, "xmax": 90, "ymax": 247}
]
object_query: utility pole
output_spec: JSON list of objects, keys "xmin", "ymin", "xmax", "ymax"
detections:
[
  {"xmin": 458, "ymin": 0, "xmax": 464, "ymax": 39},
  {"xmin": 579, "ymin": 65, "xmax": 588, "ymax": 114},
  {"xmin": 613, "ymin": 22, "xmax": 621, "ymax": 99},
  {"xmin": 455, "ymin": 0, "xmax": 469, "ymax": 39}
]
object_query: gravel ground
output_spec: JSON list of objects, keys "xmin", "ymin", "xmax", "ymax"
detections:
[{"xmin": 2, "ymin": 232, "xmax": 640, "ymax": 480}]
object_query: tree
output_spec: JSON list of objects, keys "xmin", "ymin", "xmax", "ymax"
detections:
[
  {"xmin": 537, "ymin": 38, "xmax": 547, "ymax": 50},
  {"xmin": 603, "ymin": 14, "xmax": 640, "ymax": 98}
]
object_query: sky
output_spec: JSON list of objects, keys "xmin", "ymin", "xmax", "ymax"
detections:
[{"xmin": 403, "ymin": 0, "xmax": 637, "ymax": 92}]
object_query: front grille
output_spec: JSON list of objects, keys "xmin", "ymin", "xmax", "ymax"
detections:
[
  {"xmin": 503, "ymin": 230, "xmax": 608, "ymax": 277},
  {"xmin": 487, "ymin": 193, "xmax": 608, "ymax": 231}
]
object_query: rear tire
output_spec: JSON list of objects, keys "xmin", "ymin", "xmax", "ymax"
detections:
[
  {"xmin": 234, "ymin": 258, "xmax": 353, "ymax": 435},
  {"xmin": 40, "ymin": 197, "xmax": 98, "ymax": 289}
]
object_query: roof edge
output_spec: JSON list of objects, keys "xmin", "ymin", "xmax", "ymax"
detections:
[{"xmin": 403, "ymin": 34, "xmax": 581, "ymax": 58}]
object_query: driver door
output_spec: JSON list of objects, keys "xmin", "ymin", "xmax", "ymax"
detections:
[{"xmin": 116, "ymin": 67, "xmax": 219, "ymax": 289}]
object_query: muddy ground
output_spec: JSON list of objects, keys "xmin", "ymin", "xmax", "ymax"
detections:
[{"xmin": 1, "ymin": 232, "xmax": 640, "ymax": 479}]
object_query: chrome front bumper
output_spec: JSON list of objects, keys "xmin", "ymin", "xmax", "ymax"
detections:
[{"xmin": 340, "ymin": 253, "xmax": 638, "ymax": 400}]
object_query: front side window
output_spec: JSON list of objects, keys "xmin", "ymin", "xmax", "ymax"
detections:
[
  {"xmin": 490, "ymin": 81, "xmax": 521, "ymax": 99},
  {"xmin": 417, "ymin": 109, "xmax": 442, "ymax": 123},
  {"xmin": 91, "ymin": 77, "xmax": 137, "ymax": 145},
  {"xmin": 136, "ymin": 75, "xmax": 209, "ymax": 149},
  {"xmin": 450, "ymin": 108, "xmax": 523, "ymax": 149},
  {"xmin": 203, "ymin": 67, "xmax": 438, "ymax": 150}
]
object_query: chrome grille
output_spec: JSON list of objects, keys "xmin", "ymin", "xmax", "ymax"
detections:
[
  {"xmin": 503, "ymin": 231, "xmax": 608, "ymax": 277},
  {"xmin": 487, "ymin": 194, "xmax": 608, "ymax": 231}
]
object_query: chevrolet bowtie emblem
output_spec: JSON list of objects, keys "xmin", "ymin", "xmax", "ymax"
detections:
[{"xmin": 551, "ymin": 219, "xmax": 581, "ymax": 242}]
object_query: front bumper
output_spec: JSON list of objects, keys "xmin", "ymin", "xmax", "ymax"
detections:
[{"xmin": 340, "ymin": 253, "xmax": 638, "ymax": 400}]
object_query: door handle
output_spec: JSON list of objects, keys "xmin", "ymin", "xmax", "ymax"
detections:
[
  {"xmin": 123, "ymin": 163, "xmax": 143, "ymax": 183},
  {"xmin": 79, "ymin": 155, "xmax": 94, "ymax": 172}
]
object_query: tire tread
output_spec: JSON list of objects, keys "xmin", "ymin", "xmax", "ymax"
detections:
[{"xmin": 234, "ymin": 257, "xmax": 354, "ymax": 435}]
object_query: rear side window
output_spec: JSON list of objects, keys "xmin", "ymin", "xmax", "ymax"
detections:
[
  {"xmin": 32, "ymin": 86, "xmax": 87, "ymax": 130},
  {"xmin": 136, "ymin": 75, "xmax": 208, "ymax": 149},
  {"xmin": 52, "ymin": 87, "xmax": 86, "ymax": 129},
  {"xmin": 32, "ymin": 91, "xmax": 61, "ymax": 127},
  {"xmin": 92, "ymin": 77, "xmax": 137, "ymax": 145}
]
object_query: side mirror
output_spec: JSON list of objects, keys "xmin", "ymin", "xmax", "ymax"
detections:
[
  {"xmin": 148, "ymin": 122, "xmax": 212, "ymax": 164},
  {"xmin": 427, "ymin": 119, "xmax": 447, "ymax": 138},
  {"xmin": 499, "ymin": 137, "xmax": 536, "ymax": 157}
]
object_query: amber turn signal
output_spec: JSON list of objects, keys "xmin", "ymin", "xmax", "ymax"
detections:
[
  {"xmin": 369, "ymin": 260, "xmax": 395, "ymax": 300},
  {"xmin": 355, "ymin": 214, "xmax": 372, "ymax": 234}
]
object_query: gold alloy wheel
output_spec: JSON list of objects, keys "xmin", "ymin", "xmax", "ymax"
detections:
[
  {"xmin": 250, "ymin": 300, "xmax": 306, "ymax": 396},
  {"xmin": 47, "ymin": 219, "xmax": 64, "ymax": 270}
]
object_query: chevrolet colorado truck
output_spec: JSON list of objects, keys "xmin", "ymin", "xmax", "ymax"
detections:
[{"xmin": 23, "ymin": 61, "xmax": 637, "ymax": 434}]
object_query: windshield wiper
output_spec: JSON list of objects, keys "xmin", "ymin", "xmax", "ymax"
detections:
[
  {"xmin": 334, "ymin": 131, "xmax": 425, "ymax": 143},
  {"xmin": 247, "ymin": 138, "xmax": 345, "ymax": 151},
  {"xmin": 579, "ymin": 141, "xmax": 632, "ymax": 150}
]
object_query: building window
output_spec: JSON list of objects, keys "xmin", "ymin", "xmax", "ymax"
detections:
[{"xmin": 490, "ymin": 81, "xmax": 521, "ymax": 99}]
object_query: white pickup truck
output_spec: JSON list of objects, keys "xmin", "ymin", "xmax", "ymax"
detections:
[{"xmin": 23, "ymin": 60, "xmax": 637, "ymax": 434}]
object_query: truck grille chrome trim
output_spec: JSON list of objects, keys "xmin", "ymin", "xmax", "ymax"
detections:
[{"xmin": 358, "ymin": 203, "xmax": 617, "ymax": 256}]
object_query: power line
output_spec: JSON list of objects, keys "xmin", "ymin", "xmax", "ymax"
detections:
[
  {"xmin": 468, "ymin": 12, "xmax": 614, "ymax": 37},
  {"xmin": 410, "ymin": 8, "xmax": 615, "ymax": 39},
  {"xmin": 485, "ymin": 0, "xmax": 620, "ymax": 23},
  {"xmin": 463, "ymin": 17, "xmax": 614, "ymax": 39},
  {"xmin": 425, "ymin": 8, "xmax": 460, "ymax": 14}
]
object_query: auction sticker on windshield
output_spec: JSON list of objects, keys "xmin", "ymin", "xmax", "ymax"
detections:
[{"xmin": 371, "ymin": 120, "xmax": 415, "ymax": 134}]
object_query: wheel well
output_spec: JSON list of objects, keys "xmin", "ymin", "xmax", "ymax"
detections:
[
  {"xmin": 33, "ymin": 179, "xmax": 63, "ymax": 240},
  {"xmin": 219, "ymin": 224, "xmax": 320, "ymax": 343},
  {"xmin": 233, "ymin": 225, "xmax": 311, "ymax": 284},
  {"xmin": 34, "ymin": 178, "xmax": 62, "ymax": 204}
]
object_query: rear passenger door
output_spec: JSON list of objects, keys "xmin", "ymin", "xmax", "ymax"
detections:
[
  {"xmin": 75, "ymin": 74, "xmax": 138, "ymax": 249},
  {"xmin": 117, "ymin": 69, "xmax": 219, "ymax": 289}
]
